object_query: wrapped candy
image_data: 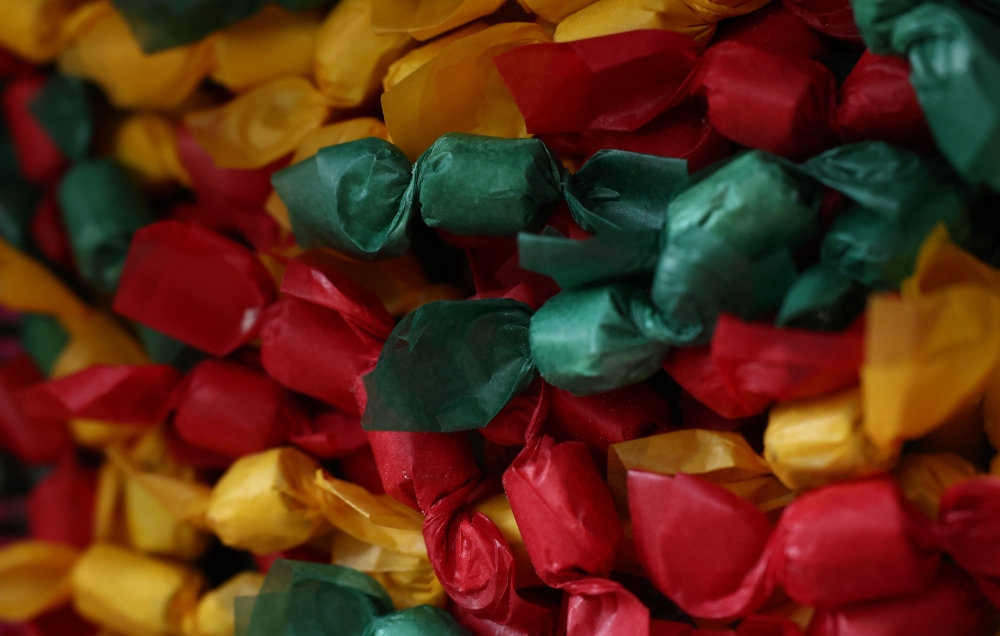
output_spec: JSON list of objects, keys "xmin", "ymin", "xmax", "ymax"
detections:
[
  {"xmin": 381, "ymin": 23, "xmax": 550, "ymax": 159},
  {"xmin": 113, "ymin": 221, "xmax": 278, "ymax": 357},
  {"xmin": 28, "ymin": 73, "xmax": 92, "ymax": 164},
  {"xmin": 71, "ymin": 543, "xmax": 204, "ymax": 634},
  {"xmin": 210, "ymin": 5, "xmax": 321, "ymax": 92},
  {"xmin": 314, "ymin": 0, "xmax": 414, "ymax": 109},
  {"xmin": 185, "ymin": 76, "xmax": 330, "ymax": 170},
  {"xmin": 57, "ymin": 160, "xmax": 153, "ymax": 292}
]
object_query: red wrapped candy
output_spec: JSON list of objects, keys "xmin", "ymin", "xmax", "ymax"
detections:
[
  {"xmin": 113, "ymin": 221, "xmax": 277, "ymax": 357},
  {"xmin": 172, "ymin": 359, "xmax": 306, "ymax": 458}
]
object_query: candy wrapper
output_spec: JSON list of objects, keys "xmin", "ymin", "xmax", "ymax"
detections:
[{"xmin": 2, "ymin": 0, "xmax": 1000, "ymax": 635}]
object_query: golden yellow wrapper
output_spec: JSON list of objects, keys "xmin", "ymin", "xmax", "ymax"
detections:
[
  {"xmin": 893, "ymin": 453, "xmax": 978, "ymax": 519},
  {"xmin": 59, "ymin": 1, "xmax": 214, "ymax": 109},
  {"xmin": 552, "ymin": 0, "xmax": 770, "ymax": 44},
  {"xmin": 370, "ymin": 0, "xmax": 501, "ymax": 42},
  {"xmin": 206, "ymin": 447, "xmax": 326, "ymax": 554},
  {"xmin": 0, "ymin": 541, "xmax": 79, "ymax": 623},
  {"xmin": 186, "ymin": 76, "xmax": 330, "ymax": 169},
  {"xmin": 265, "ymin": 117, "xmax": 390, "ymax": 231},
  {"xmin": 765, "ymin": 388, "xmax": 896, "ymax": 491},
  {"xmin": 862, "ymin": 288, "xmax": 1000, "ymax": 450},
  {"xmin": 182, "ymin": 572, "xmax": 265, "ymax": 636},
  {"xmin": 72, "ymin": 544, "xmax": 204, "ymax": 636},
  {"xmin": 472, "ymin": 493, "xmax": 544, "ymax": 588},
  {"xmin": 113, "ymin": 114, "xmax": 192, "ymax": 187},
  {"xmin": 314, "ymin": 0, "xmax": 414, "ymax": 108},
  {"xmin": 381, "ymin": 22, "xmax": 549, "ymax": 160},
  {"xmin": 211, "ymin": 6, "xmax": 320, "ymax": 93},
  {"xmin": 314, "ymin": 471, "xmax": 445, "ymax": 608},
  {"xmin": 312, "ymin": 472, "xmax": 425, "ymax": 556},
  {"xmin": 381, "ymin": 21, "xmax": 489, "ymax": 92},
  {"xmin": 98, "ymin": 430, "xmax": 211, "ymax": 561},
  {"xmin": 517, "ymin": 0, "xmax": 599, "ymax": 23},
  {"xmin": 0, "ymin": 0, "xmax": 80, "ymax": 62},
  {"xmin": 608, "ymin": 429, "xmax": 792, "ymax": 516}
]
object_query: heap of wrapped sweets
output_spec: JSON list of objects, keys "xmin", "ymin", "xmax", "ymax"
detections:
[{"xmin": 0, "ymin": 0, "xmax": 1000, "ymax": 634}]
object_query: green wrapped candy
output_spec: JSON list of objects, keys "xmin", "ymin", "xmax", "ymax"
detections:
[
  {"xmin": 529, "ymin": 284, "xmax": 671, "ymax": 395},
  {"xmin": 362, "ymin": 606, "xmax": 470, "ymax": 636},
  {"xmin": 776, "ymin": 264, "xmax": 868, "ymax": 330},
  {"xmin": 238, "ymin": 561, "xmax": 394, "ymax": 636},
  {"xmin": 648, "ymin": 151, "xmax": 816, "ymax": 345},
  {"xmin": 804, "ymin": 143, "xmax": 969, "ymax": 289},
  {"xmin": 892, "ymin": 4, "xmax": 1000, "ymax": 191},
  {"xmin": 362, "ymin": 299, "xmax": 536, "ymax": 432},
  {"xmin": 29, "ymin": 75, "xmax": 92, "ymax": 163},
  {"xmin": 0, "ymin": 180, "xmax": 39, "ymax": 249},
  {"xmin": 112, "ymin": 0, "xmax": 328, "ymax": 53},
  {"xmin": 651, "ymin": 228, "xmax": 798, "ymax": 345},
  {"xmin": 57, "ymin": 160, "xmax": 152, "ymax": 293},
  {"xmin": 59, "ymin": 159, "xmax": 153, "ymax": 293},
  {"xmin": 517, "ymin": 228, "xmax": 660, "ymax": 290},
  {"xmin": 418, "ymin": 134, "xmax": 565, "ymax": 236},
  {"xmin": 565, "ymin": 149, "xmax": 688, "ymax": 234},
  {"xmin": 273, "ymin": 137, "xmax": 416, "ymax": 261},
  {"xmin": 664, "ymin": 151, "xmax": 821, "ymax": 259},
  {"xmin": 20, "ymin": 314, "xmax": 69, "ymax": 376},
  {"xmin": 849, "ymin": 0, "xmax": 921, "ymax": 54}
]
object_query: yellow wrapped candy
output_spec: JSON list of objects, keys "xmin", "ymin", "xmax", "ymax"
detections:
[
  {"xmin": 381, "ymin": 22, "xmax": 550, "ymax": 160},
  {"xmin": 314, "ymin": 0, "xmax": 414, "ymax": 108},
  {"xmin": 893, "ymin": 453, "xmax": 978, "ymax": 519},
  {"xmin": 371, "ymin": 0, "xmax": 503, "ymax": 41},
  {"xmin": 0, "ymin": 0, "xmax": 81, "ymax": 63},
  {"xmin": 211, "ymin": 6, "xmax": 321, "ymax": 93},
  {"xmin": 265, "ymin": 117, "xmax": 391, "ymax": 232},
  {"xmin": 205, "ymin": 447, "xmax": 327, "ymax": 554},
  {"xmin": 553, "ymin": 0, "xmax": 770, "ymax": 44},
  {"xmin": 99, "ymin": 430, "xmax": 211, "ymax": 561},
  {"xmin": 765, "ymin": 388, "xmax": 896, "ymax": 491},
  {"xmin": 608, "ymin": 429, "xmax": 794, "ymax": 517},
  {"xmin": 112, "ymin": 114, "xmax": 192, "ymax": 187},
  {"xmin": 59, "ymin": 1, "xmax": 215, "ymax": 109},
  {"xmin": 0, "ymin": 541, "xmax": 79, "ymax": 622},
  {"xmin": 381, "ymin": 21, "xmax": 488, "ymax": 91},
  {"xmin": 314, "ymin": 472, "xmax": 445, "ymax": 607},
  {"xmin": 186, "ymin": 76, "xmax": 331, "ymax": 169},
  {"xmin": 72, "ymin": 544, "xmax": 204, "ymax": 636},
  {"xmin": 182, "ymin": 572, "xmax": 265, "ymax": 636},
  {"xmin": 863, "ymin": 293, "xmax": 1000, "ymax": 450}
]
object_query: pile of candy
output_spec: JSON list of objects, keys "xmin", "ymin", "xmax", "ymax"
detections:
[{"xmin": 0, "ymin": 0, "xmax": 998, "ymax": 634}]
